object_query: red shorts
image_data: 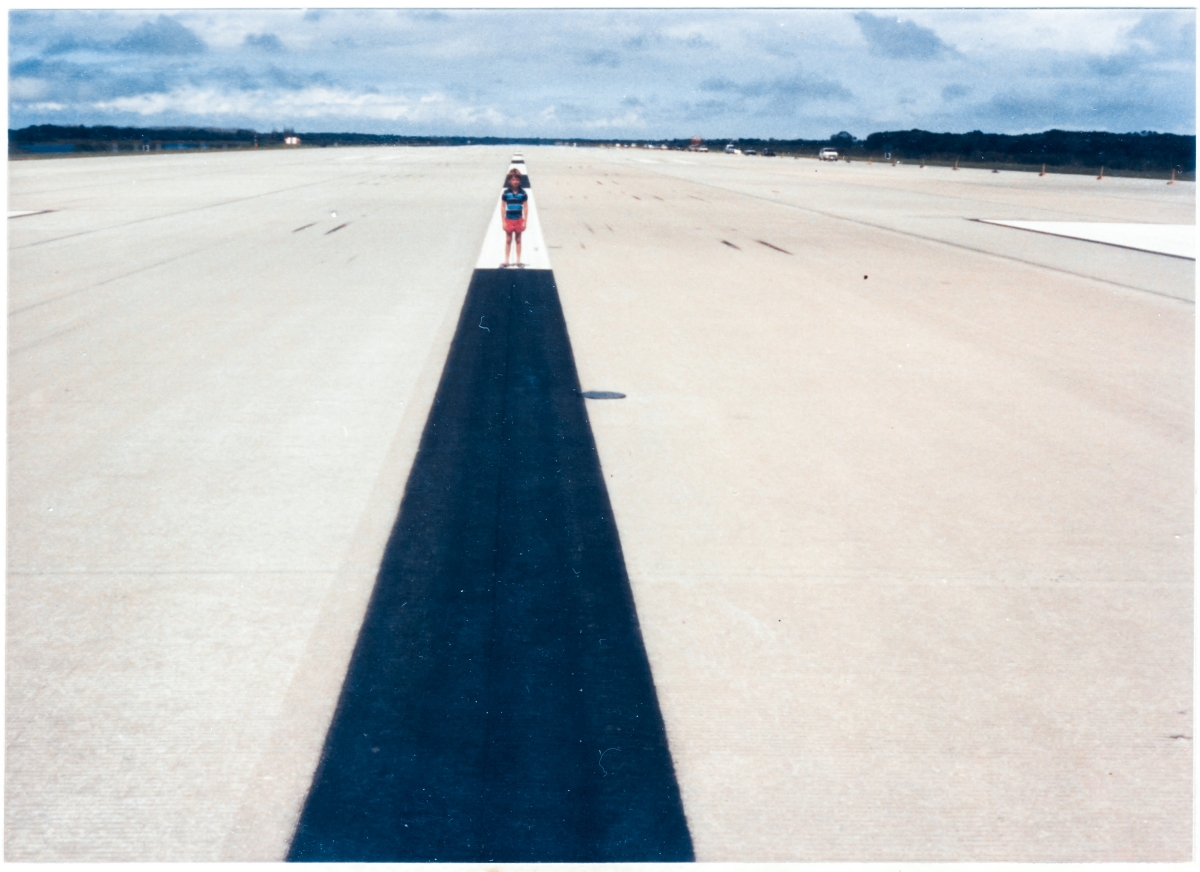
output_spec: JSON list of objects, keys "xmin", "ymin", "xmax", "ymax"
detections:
[{"xmin": 503, "ymin": 217, "xmax": 526, "ymax": 234}]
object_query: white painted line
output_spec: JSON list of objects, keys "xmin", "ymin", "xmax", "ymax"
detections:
[
  {"xmin": 474, "ymin": 164, "xmax": 551, "ymax": 271},
  {"xmin": 980, "ymin": 220, "xmax": 1195, "ymax": 260}
]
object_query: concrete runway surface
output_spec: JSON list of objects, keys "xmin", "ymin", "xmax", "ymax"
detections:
[{"xmin": 7, "ymin": 145, "xmax": 1193, "ymax": 860}]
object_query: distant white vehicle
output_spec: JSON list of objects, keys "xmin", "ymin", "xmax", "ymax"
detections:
[
  {"xmin": 697, "ymin": 146, "xmax": 708, "ymax": 152},
  {"xmin": 818, "ymin": 148, "xmax": 839, "ymax": 161},
  {"xmin": 725, "ymin": 143, "xmax": 736, "ymax": 154},
  {"xmin": 510, "ymin": 153, "xmax": 525, "ymax": 163}
]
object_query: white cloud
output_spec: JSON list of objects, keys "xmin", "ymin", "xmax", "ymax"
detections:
[
  {"xmin": 18, "ymin": 101, "xmax": 68, "ymax": 112},
  {"xmin": 924, "ymin": 9, "xmax": 1144, "ymax": 56},
  {"xmin": 89, "ymin": 85, "xmax": 507, "ymax": 127},
  {"xmin": 10, "ymin": 78, "xmax": 50, "ymax": 100},
  {"xmin": 581, "ymin": 110, "xmax": 645, "ymax": 130}
]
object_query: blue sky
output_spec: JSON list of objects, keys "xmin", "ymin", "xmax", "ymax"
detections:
[{"xmin": 8, "ymin": 8, "xmax": 1195, "ymax": 139}]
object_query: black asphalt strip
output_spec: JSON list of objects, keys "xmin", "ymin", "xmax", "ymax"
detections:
[{"xmin": 288, "ymin": 268, "xmax": 694, "ymax": 862}]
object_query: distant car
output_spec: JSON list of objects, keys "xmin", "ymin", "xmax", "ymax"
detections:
[
  {"xmin": 761, "ymin": 148, "xmax": 775, "ymax": 157},
  {"xmin": 725, "ymin": 143, "xmax": 737, "ymax": 154},
  {"xmin": 744, "ymin": 148, "xmax": 757, "ymax": 155},
  {"xmin": 818, "ymin": 148, "xmax": 839, "ymax": 161},
  {"xmin": 698, "ymin": 146, "xmax": 708, "ymax": 152}
]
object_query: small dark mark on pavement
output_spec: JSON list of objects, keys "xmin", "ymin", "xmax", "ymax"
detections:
[
  {"xmin": 632, "ymin": 196, "xmax": 641, "ymax": 200},
  {"xmin": 1169, "ymin": 734, "xmax": 1192, "ymax": 740},
  {"xmin": 293, "ymin": 222, "xmax": 316, "ymax": 233},
  {"xmin": 584, "ymin": 223, "xmax": 595, "ymax": 234},
  {"xmin": 653, "ymin": 196, "xmax": 664, "ymax": 201},
  {"xmin": 325, "ymin": 223, "xmax": 348, "ymax": 235},
  {"xmin": 721, "ymin": 240, "xmax": 741, "ymax": 250},
  {"xmin": 755, "ymin": 240, "xmax": 792, "ymax": 255}
]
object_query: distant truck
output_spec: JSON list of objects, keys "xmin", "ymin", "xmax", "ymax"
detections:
[{"xmin": 818, "ymin": 148, "xmax": 839, "ymax": 161}]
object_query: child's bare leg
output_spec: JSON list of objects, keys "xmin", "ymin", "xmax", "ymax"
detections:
[
  {"xmin": 515, "ymin": 232, "xmax": 522, "ymax": 265},
  {"xmin": 504, "ymin": 232, "xmax": 512, "ymax": 265}
]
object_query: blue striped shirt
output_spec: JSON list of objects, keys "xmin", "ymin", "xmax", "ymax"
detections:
[{"xmin": 502, "ymin": 189, "xmax": 527, "ymax": 220}]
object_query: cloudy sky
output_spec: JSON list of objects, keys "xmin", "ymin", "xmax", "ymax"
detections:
[{"xmin": 8, "ymin": 8, "xmax": 1195, "ymax": 139}]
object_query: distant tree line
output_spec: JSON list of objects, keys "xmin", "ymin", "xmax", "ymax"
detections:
[
  {"xmin": 9, "ymin": 124, "xmax": 1195, "ymax": 174},
  {"xmin": 858, "ymin": 129, "xmax": 1194, "ymax": 173},
  {"xmin": 716, "ymin": 129, "xmax": 1194, "ymax": 173},
  {"xmin": 7, "ymin": 124, "xmax": 495, "ymax": 153}
]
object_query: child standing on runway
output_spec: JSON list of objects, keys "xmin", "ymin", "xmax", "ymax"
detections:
[{"xmin": 501, "ymin": 169, "xmax": 528, "ymax": 267}]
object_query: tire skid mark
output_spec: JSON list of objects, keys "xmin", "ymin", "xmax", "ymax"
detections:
[
  {"xmin": 9, "ymin": 244, "xmax": 212, "ymax": 319},
  {"xmin": 634, "ymin": 166, "xmax": 1194, "ymax": 302},
  {"xmin": 756, "ymin": 239, "xmax": 793, "ymax": 255},
  {"xmin": 13, "ymin": 169, "xmax": 379, "ymax": 250}
]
